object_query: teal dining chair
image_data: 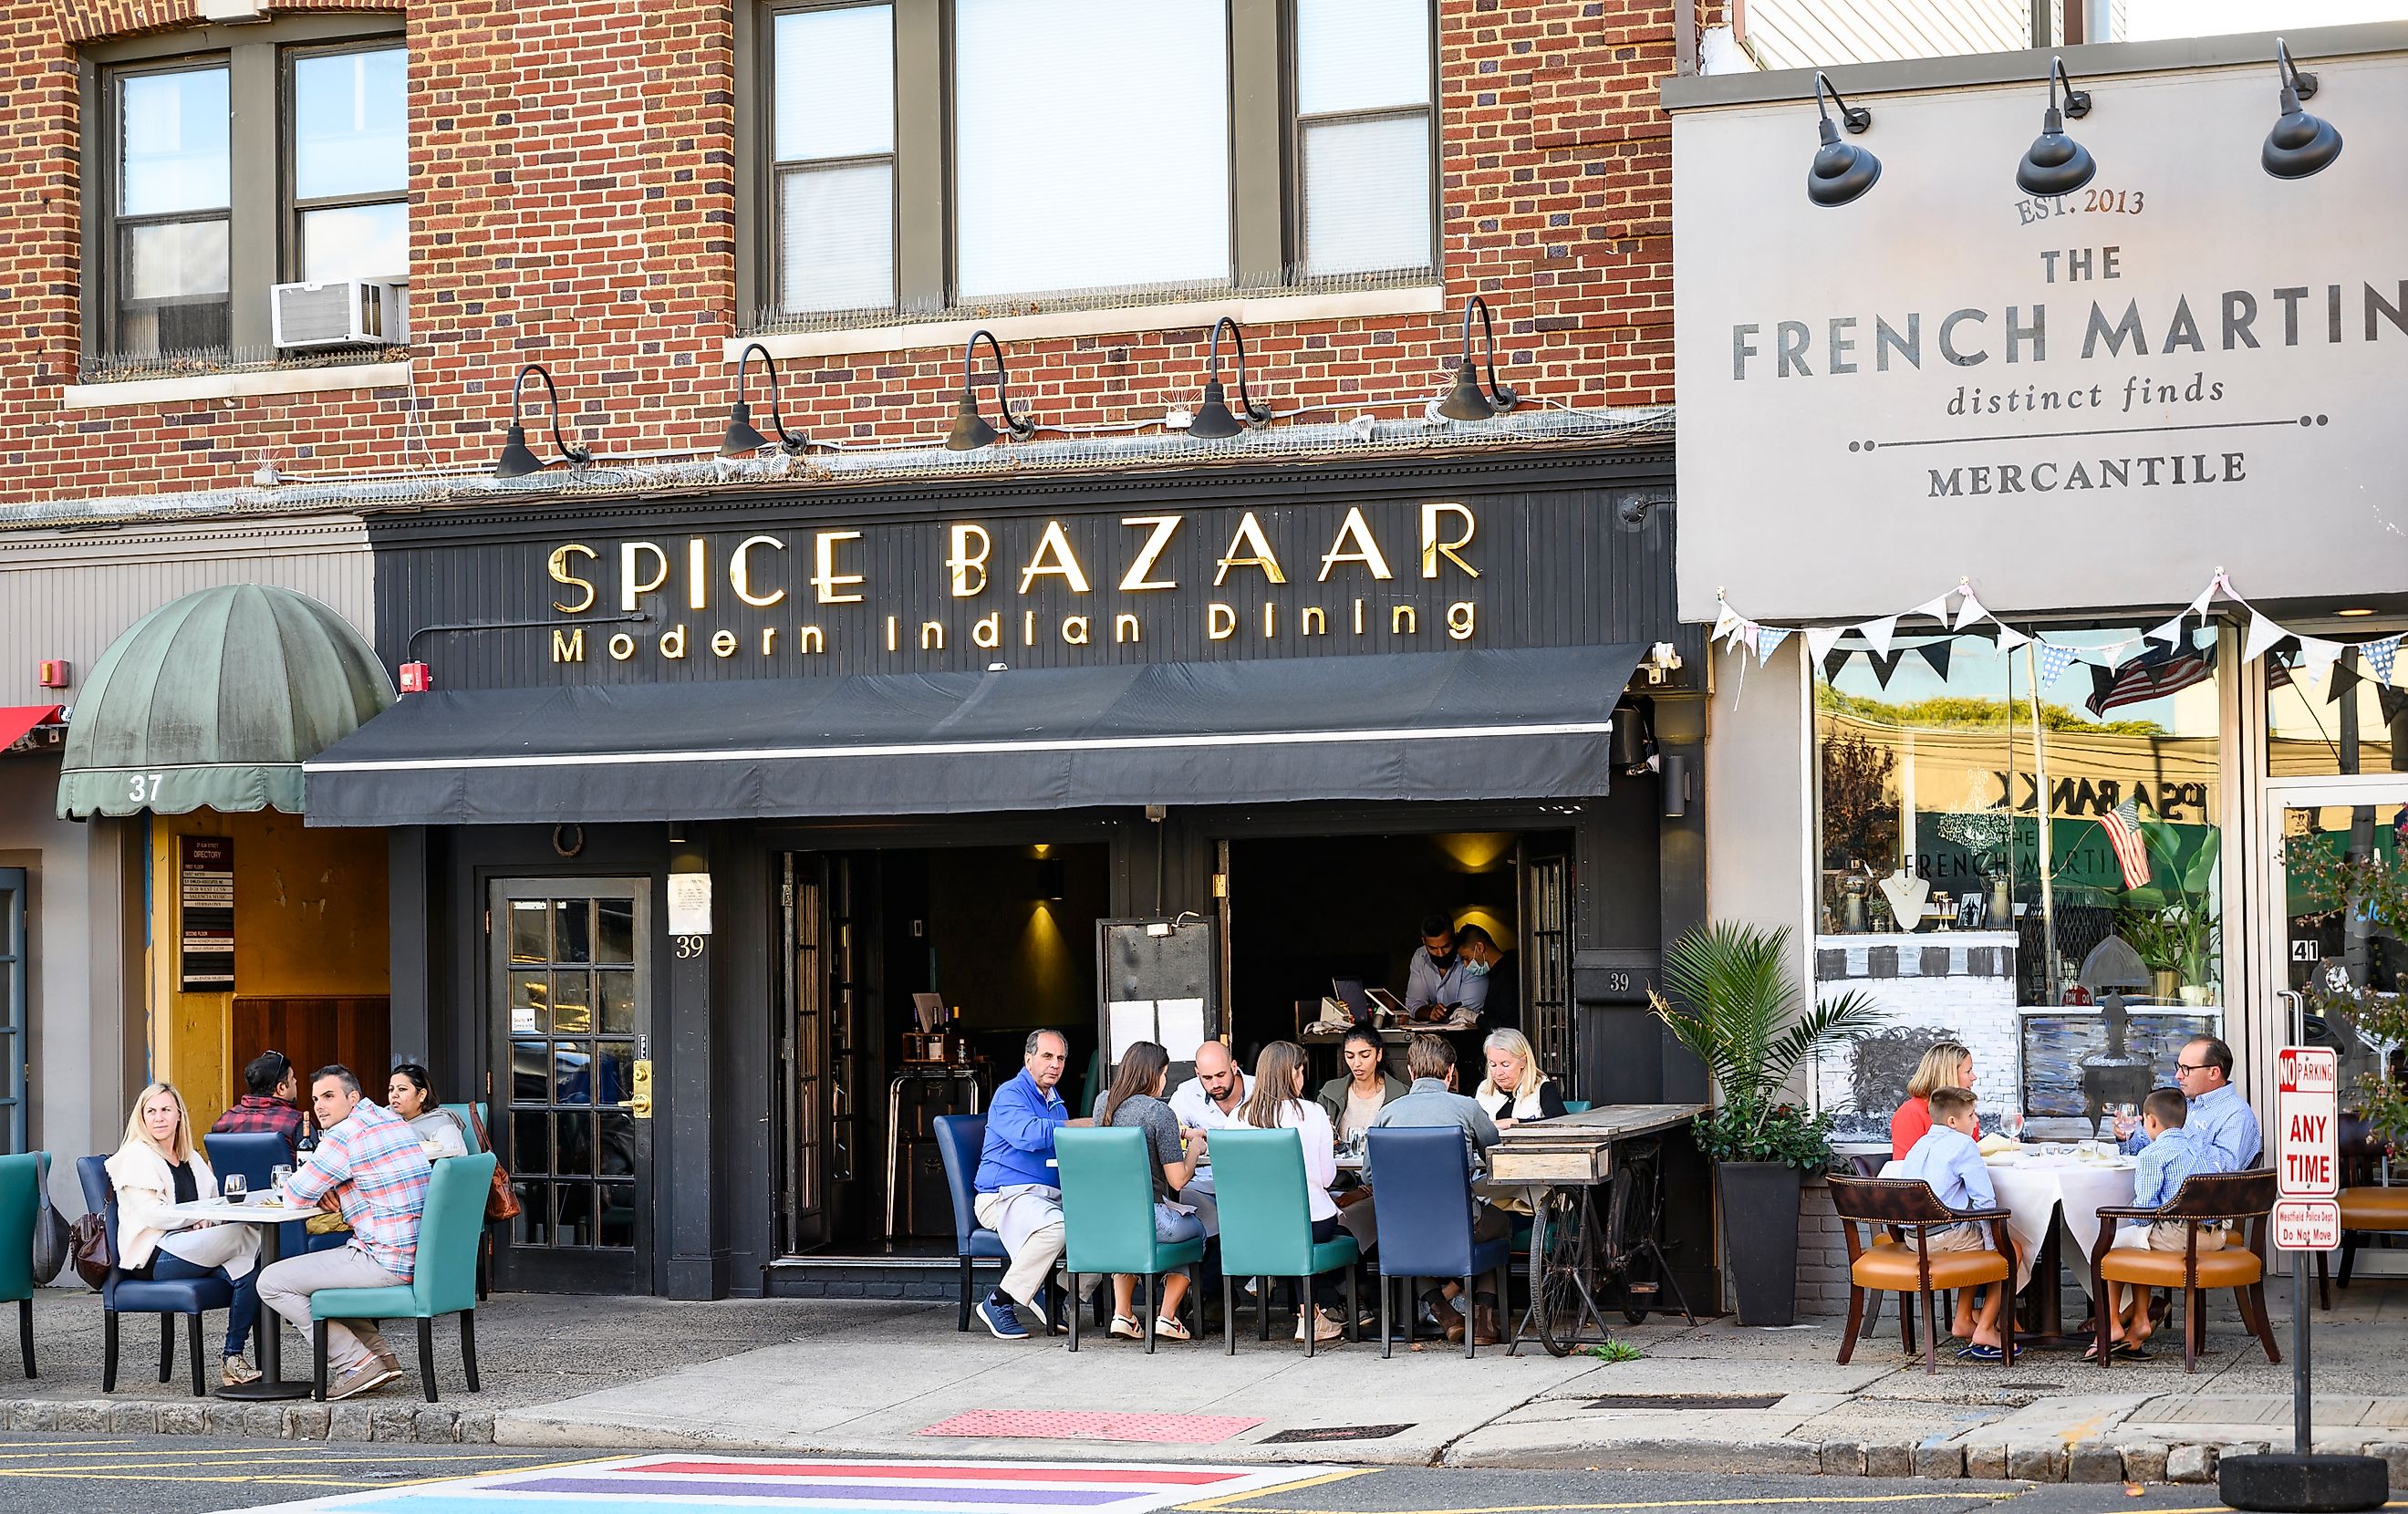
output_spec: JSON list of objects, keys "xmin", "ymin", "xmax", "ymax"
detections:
[
  {"xmin": 1054, "ymin": 1126, "xmax": 1205, "ymax": 1354},
  {"xmin": 0, "ymin": 1154, "xmax": 37, "ymax": 1379},
  {"xmin": 309, "ymin": 1153, "xmax": 496, "ymax": 1402},
  {"xmin": 1207, "ymin": 1128, "xmax": 1359, "ymax": 1356},
  {"xmin": 438, "ymin": 1104, "xmax": 497, "ymax": 1301}
]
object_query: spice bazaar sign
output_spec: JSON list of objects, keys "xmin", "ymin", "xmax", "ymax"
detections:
[
  {"xmin": 1669, "ymin": 47, "xmax": 2408, "ymax": 623},
  {"xmin": 541, "ymin": 502, "xmax": 1489, "ymax": 666}
]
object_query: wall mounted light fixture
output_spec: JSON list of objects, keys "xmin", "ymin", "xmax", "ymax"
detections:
[
  {"xmin": 1806, "ymin": 71, "xmax": 1879, "ymax": 207},
  {"xmin": 946, "ymin": 329, "xmax": 1037, "ymax": 451},
  {"xmin": 2015, "ymin": 57, "xmax": 2096, "ymax": 197},
  {"xmin": 721, "ymin": 341, "xmax": 810, "ymax": 456},
  {"xmin": 493, "ymin": 363, "xmax": 592, "ymax": 479},
  {"xmin": 1437, "ymin": 296, "xmax": 1520, "ymax": 421},
  {"xmin": 2262, "ymin": 38, "xmax": 2342, "ymax": 180},
  {"xmin": 1188, "ymin": 316, "xmax": 1271, "ymax": 440}
]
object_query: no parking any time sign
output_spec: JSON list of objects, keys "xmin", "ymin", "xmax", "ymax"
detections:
[{"xmin": 2274, "ymin": 1046, "xmax": 2339, "ymax": 1251}]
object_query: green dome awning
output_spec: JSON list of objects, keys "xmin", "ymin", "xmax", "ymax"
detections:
[{"xmin": 58, "ymin": 585, "xmax": 393, "ymax": 818}]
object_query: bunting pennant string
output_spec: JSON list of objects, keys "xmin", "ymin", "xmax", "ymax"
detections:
[{"xmin": 1718, "ymin": 568, "xmax": 2405, "ymax": 700}]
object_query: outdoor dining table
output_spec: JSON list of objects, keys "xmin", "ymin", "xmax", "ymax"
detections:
[
  {"xmin": 159, "ymin": 1193, "xmax": 315, "ymax": 1401},
  {"xmin": 1982, "ymin": 1146, "xmax": 2137, "ymax": 1345}
]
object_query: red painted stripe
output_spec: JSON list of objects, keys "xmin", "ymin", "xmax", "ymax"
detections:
[{"xmin": 625, "ymin": 1462, "xmax": 1242, "ymax": 1487}]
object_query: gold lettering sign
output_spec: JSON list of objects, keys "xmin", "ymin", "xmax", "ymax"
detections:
[
  {"xmin": 1118, "ymin": 516, "xmax": 1181, "ymax": 591},
  {"xmin": 949, "ymin": 524, "xmax": 991, "ymax": 597},
  {"xmin": 620, "ymin": 542, "xmax": 669, "ymax": 613},
  {"xmin": 1212, "ymin": 512, "xmax": 1287, "ymax": 586},
  {"xmin": 814, "ymin": 531, "xmax": 866, "ymax": 604},
  {"xmin": 547, "ymin": 544, "xmax": 597, "ymax": 614},
  {"xmin": 731, "ymin": 535, "xmax": 787, "ymax": 607},
  {"xmin": 1422, "ymin": 503, "xmax": 1479, "ymax": 580},
  {"xmin": 1019, "ymin": 521, "xmax": 1091, "ymax": 595},
  {"xmin": 1319, "ymin": 508, "xmax": 1394, "ymax": 582}
]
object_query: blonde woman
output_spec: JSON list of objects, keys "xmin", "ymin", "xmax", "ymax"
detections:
[
  {"xmin": 1891, "ymin": 1042, "xmax": 1976, "ymax": 1161},
  {"xmin": 1473, "ymin": 1029, "xmax": 1567, "ymax": 1131},
  {"xmin": 106, "ymin": 1083, "xmax": 265, "ymax": 1387}
]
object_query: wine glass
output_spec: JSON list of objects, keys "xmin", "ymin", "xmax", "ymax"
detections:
[
  {"xmin": 2108, "ymin": 1102, "xmax": 2140, "ymax": 1143},
  {"xmin": 223, "ymin": 1173, "xmax": 248, "ymax": 1205},
  {"xmin": 1999, "ymin": 1108, "xmax": 2025, "ymax": 1143},
  {"xmin": 269, "ymin": 1164, "xmax": 293, "ymax": 1204}
]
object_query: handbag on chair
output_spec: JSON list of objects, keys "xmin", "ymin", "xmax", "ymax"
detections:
[{"xmin": 467, "ymin": 1107, "xmax": 521, "ymax": 1221}]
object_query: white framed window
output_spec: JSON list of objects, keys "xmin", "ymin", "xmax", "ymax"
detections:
[
  {"xmin": 1295, "ymin": 0, "xmax": 1434, "ymax": 278},
  {"xmin": 770, "ymin": 3, "xmax": 897, "ymax": 315}
]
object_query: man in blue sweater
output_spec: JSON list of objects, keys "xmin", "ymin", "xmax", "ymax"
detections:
[{"xmin": 971, "ymin": 1029, "xmax": 1085, "ymax": 1339}]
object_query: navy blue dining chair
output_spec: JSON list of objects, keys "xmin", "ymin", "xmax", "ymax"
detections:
[
  {"xmin": 932, "ymin": 1115, "xmax": 1009, "ymax": 1333},
  {"xmin": 75, "ymin": 1156, "xmax": 239, "ymax": 1397},
  {"xmin": 203, "ymin": 1132, "xmax": 310, "ymax": 1260},
  {"xmin": 1364, "ymin": 1125, "xmax": 1516, "ymax": 1359}
]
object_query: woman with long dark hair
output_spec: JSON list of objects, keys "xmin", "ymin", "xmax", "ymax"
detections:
[{"xmin": 1097, "ymin": 1042, "xmax": 1204, "ymax": 1341}]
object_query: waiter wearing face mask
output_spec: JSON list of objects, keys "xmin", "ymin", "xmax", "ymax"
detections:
[
  {"xmin": 1453, "ymin": 924, "xmax": 1517, "ymax": 1032},
  {"xmin": 1404, "ymin": 912, "xmax": 1490, "ymax": 1021}
]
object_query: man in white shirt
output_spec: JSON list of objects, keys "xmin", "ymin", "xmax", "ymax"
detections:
[{"xmin": 1167, "ymin": 1041, "xmax": 1252, "ymax": 1237}]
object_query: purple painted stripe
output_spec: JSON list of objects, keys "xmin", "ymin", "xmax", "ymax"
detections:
[{"xmin": 493, "ymin": 1478, "xmax": 1137, "ymax": 1505}]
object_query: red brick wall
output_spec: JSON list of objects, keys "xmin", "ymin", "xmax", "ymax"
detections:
[{"xmin": 5, "ymin": 0, "xmax": 1679, "ymax": 504}]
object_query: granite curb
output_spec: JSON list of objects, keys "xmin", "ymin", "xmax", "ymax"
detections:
[
  {"xmin": 1460, "ymin": 1436, "xmax": 2408, "ymax": 1485},
  {"xmin": 0, "ymin": 1396, "xmax": 496, "ymax": 1445}
]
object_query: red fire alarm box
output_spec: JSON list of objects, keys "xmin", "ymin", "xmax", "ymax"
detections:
[
  {"xmin": 36, "ymin": 660, "xmax": 69, "ymax": 689},
  {"xmin": 399, "ymin": 661, "xmax": 431, "ymax": 694}
]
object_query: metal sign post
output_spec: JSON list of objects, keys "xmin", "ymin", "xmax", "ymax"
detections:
[{"xmin": 2217, "ymin": 1041, "xmax": 2382, "ymax": 1513}]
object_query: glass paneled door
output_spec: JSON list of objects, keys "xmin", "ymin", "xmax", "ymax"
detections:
[
  {"xmin": 2271, "ymin": 782, "xmax": 2408, "ymax": 1156},
  {"xmin": 0, "ymin": 870, "xmax": 23, "ymax": 1153},
  {"xmin": 491, "ymin": 880, "xmax": 652, "ymax": 1292}
]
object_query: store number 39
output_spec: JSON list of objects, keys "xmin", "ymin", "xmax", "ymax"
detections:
[
  {"xmin": 127, "ymin": 773, "xmax": 166, "ymax": 803},
  {"xmin": 674, "ymin": 935, "xmax": 708, "ymax": 959}
]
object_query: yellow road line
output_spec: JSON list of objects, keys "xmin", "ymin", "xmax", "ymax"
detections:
[
  {"xmin": 1179, "ymin": 1470, "xmax": 1380, "ymax": 1512},
  {"xmin": 1203, "ymin": 1496, "xmax": 2007, "ymax": 1514}
]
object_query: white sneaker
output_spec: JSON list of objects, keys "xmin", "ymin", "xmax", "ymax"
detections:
[
  {"xmin": 1108, "ymin": 1314, "xmax": 1143, "ymax": 1340},
  {"xmin": 221, "ymin": 1354, "xmax": 262, "ymax": 1387},
  {"xmin": 1293, "ymin": 1309, "xmax": 1344, "ymax": 1344}
]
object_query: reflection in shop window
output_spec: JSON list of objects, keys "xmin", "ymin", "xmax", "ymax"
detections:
[
  {"xmin": 1809, "ymin": 625, "xmax": 2225, "ymax": 1142},
  {"xmin": 2267, "ymin": 632, "xmax": 2408, "ymax": 779}
]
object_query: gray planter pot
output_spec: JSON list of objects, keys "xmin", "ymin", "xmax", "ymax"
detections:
[{"xmin": 1717, "ymin": 1160, "xmax": 1804, "ymax": 1326}]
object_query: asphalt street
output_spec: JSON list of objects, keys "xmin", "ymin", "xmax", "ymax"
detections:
[{"xmin": 0, "ymin": 1436, "xmax": 2369, "ymax": 1514}]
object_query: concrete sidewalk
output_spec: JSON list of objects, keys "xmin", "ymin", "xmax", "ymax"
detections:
[{"xmin": 493, "ymin": 1276, "xmax": 2408, "ymax": 1484}]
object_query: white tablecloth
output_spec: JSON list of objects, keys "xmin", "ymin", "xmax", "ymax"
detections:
[{"xmin": 1984, "ymin": 1156, "xmax": 2136, "ymax": 1290}]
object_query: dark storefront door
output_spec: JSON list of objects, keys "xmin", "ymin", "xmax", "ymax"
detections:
[
  {"xmin": 490, "ymin": 879, "xmax": 653, "ymax": 1292},
  {"xmin": 0, "ymin": 869, "xmax": 22, "ymax": 1152}
]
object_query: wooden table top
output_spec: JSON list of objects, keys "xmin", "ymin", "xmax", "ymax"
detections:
[{"xmin": 1497, "ymin": 1103, "xmax": 1707, "ymax": 1146}]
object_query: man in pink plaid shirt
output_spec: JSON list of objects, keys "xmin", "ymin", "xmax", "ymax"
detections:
[{"xmin": 256, "ymin": 1065, "xmax": 432, "ymax": 1400}]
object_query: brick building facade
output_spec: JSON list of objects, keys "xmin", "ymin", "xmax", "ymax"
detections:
[{"xmin": 6, "ymin": 0, "xmax": 1682, "ymax": 504}]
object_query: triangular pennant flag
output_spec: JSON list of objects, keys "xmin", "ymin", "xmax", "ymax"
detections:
[
  {"xmin": 2296, "ymin": 635, "xmax": 2343, "ymax": 693},
  {"xmin": 2328, "ymin": 659, "xmax": 2363, "ymax": 704},
  {"xmin": 1754, "ymin": 627, "xmax": 1793, "ymax": 664},
  {"xmin": 2185, "ymin": 581, "xmax": 2216, "ymax": 622},
  {"xmin": 2242, "ymin": 613, "xmax": 2289, "ymax": 665},
  {"xmin": 1858, "ymin": 615, "xmax": 1899, "ymax": 656},
  {"xmin": 1821, "ymin": 648, "xmax": 1853, "ymax": 684},
  {"xmin": 1996, "ymin": 626, "xmax": 2031, "ymax": 652},
  {"xmin": 1711, "ymin": 601, "xmax": 1740, "ymax": 645},
  {"xmin": 1915, "ymin": 641, "xmax": 1953, "ymax": 679},
  {"xmin": 1805, "ymin": 625, "xmax": 1847, "ymax": 667},
  {"xmin": 1953, "ymin": 592, "xmax": 1989, "ymax": 632},
  {"xmin": 2103, "ymin": 640, "xmax": 2145, "ymax": 669},
  {"xmin": 1910, "ymin": 593, "xmax": 1954, "ymax": 623},
  {"xmin": 1866, "ymin": 649, "xmax": 1905, "ymax": 690},
  {"xmin": 2364, "ymin": 636, "xmax": 2400, "ymax": 684},
  {"xmin": 2038, "ymin": 643, "xmax": 2078, "ymax": 688},
  {"xmin": 2088, "ymin": 665, "xmax": 2115, "ymax": 709},
  {"xmin": 2380, "ymin": 684, "xmax": 2408, "ymax": 725},
  {"xmin": 2147, "ymin": 614, "xmax": 2188, "ymax": 648}
]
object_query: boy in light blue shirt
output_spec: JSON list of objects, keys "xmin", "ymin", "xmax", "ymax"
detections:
[
  {"xmin": 2103, "ymin": 1086, "xmax": 2219, "ymax": 1358},
  {"xmin": 1891, "ymin": 1086, "xmax": 2007, "ymax": 1360}
]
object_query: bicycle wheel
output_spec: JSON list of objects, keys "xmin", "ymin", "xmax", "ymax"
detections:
[
  {"xmin": 1530, "ymin": 1185, "xmax": 1592, "ymax": 1356},
  {"xmin": 1604, "ymin": 1148, "xmax": 1660, "ymax": 1324}
]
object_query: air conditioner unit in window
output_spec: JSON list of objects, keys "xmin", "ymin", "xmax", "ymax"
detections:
[{"xmin": 270, "ymin": 279, "xmax": 409, "ymax": 349}]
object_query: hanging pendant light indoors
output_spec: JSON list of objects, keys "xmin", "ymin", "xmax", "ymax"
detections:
[
  {"xmin": 945, "ymin": 329, "xmax": 1037, "ymax": 451},
  {"xmin": 1188, "ymin": 316, "xmax": 1271, "ymax": 441},
  {"xmin": 493, "ymin": 363, "xmax": 592, "ymax": 479},
  {"xmin": 719, "ymin": 342, "xmax": 811, "ymax": 456},
  {"xmin": 2015, "ymin": 57, "xmax": 2096, "ymax": 198},
  {"xmin": 2262, "ymin": 38, "xmax": 2342, "ymax": 180},
  {"xmin": 1437, "ymin": 296, "xmax": 1521, "ymax": 422},
  {"xmin": 1805, "ymin": 71, "xmax": 1879, "ymax": 207}
]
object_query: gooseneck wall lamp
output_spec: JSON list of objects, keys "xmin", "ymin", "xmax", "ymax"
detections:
[
  {"xmin": 1188, "ymin": 316, "xmax": 1271, "ymax": 441},
  {"xmin": 493, "ymin": 363, "xmax": 592, "ymax": 479},
  {"xmin": 2262, "ymin": 38, "xmax": 2342, "ymax": 180},
  {"xmin": 945, "ymin": 329, "xmax": 1037, "ymax": 451},
  {"xmin": 1805, "ymin": 72, "xmax": 1879, "ymax": 207},
  {"xmin": 720, "ymin": 342, "xmax": 810, "ymax": 456},
  {"xmin": 2015, "ymin": 57, "xmax": 2096, "ymax": 197},
  {"xmin": 1437, "ymin": 296, "xmax": 1521, "ymax": 422}
]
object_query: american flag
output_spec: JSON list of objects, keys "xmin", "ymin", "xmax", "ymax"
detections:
[
  {"xmin": 2098, "ymin": 796, "xmax": 2152, "ymax": 890},
  {"xmin": 2085, "ymin": 641, "xmax": 2216, "ymax": 718}
]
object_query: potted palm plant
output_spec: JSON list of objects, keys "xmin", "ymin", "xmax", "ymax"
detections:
[{"xmin": 1652, "ymin": 921, "xmax": 1884, "ymax": 1326}]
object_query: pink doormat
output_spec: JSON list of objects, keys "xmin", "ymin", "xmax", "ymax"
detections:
[{"xmin": 919, "ymin": 1411, "xmax": 1264, "ymax": 1443}]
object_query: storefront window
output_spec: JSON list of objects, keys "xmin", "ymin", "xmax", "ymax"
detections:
[
  {"xmin": 2266, "ymin": 632, "xmax": 2408, "ymax": 779},
  {"xmin": 1810, "ymin": 625, "xmax": 2225, "ymax": 1141}
]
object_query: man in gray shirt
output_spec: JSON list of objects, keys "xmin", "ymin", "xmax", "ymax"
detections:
[
  {"xmin": 1365, "ymin": 1033, "xmax": 1509, "ymax": 1345},
  {"xmin": 1405, "ymin": 912, "xmax": 1490, "ymax": 1019}
]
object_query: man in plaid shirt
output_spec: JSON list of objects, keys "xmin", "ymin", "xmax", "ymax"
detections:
[
  {"xmin": 256, "ymin": 1064, "xmax": 432, "ymax": 1400},
  {"xmin": 208, "ymin": 1051, "xmax": 306, "ymax": 1155}
]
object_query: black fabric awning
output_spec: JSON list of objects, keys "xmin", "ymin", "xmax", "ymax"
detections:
[{"xmin": 301, "ymin": 643, "xmax": 1643, "ymax": 826}]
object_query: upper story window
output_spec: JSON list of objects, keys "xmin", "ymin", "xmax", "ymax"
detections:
[
  {"xmin": 85, "ymin": 18, "xmax": 407, "ymax": 369},
  {"xmin": 745, "ymin": 0, "xmax": 1436, "ymax": 327}
]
